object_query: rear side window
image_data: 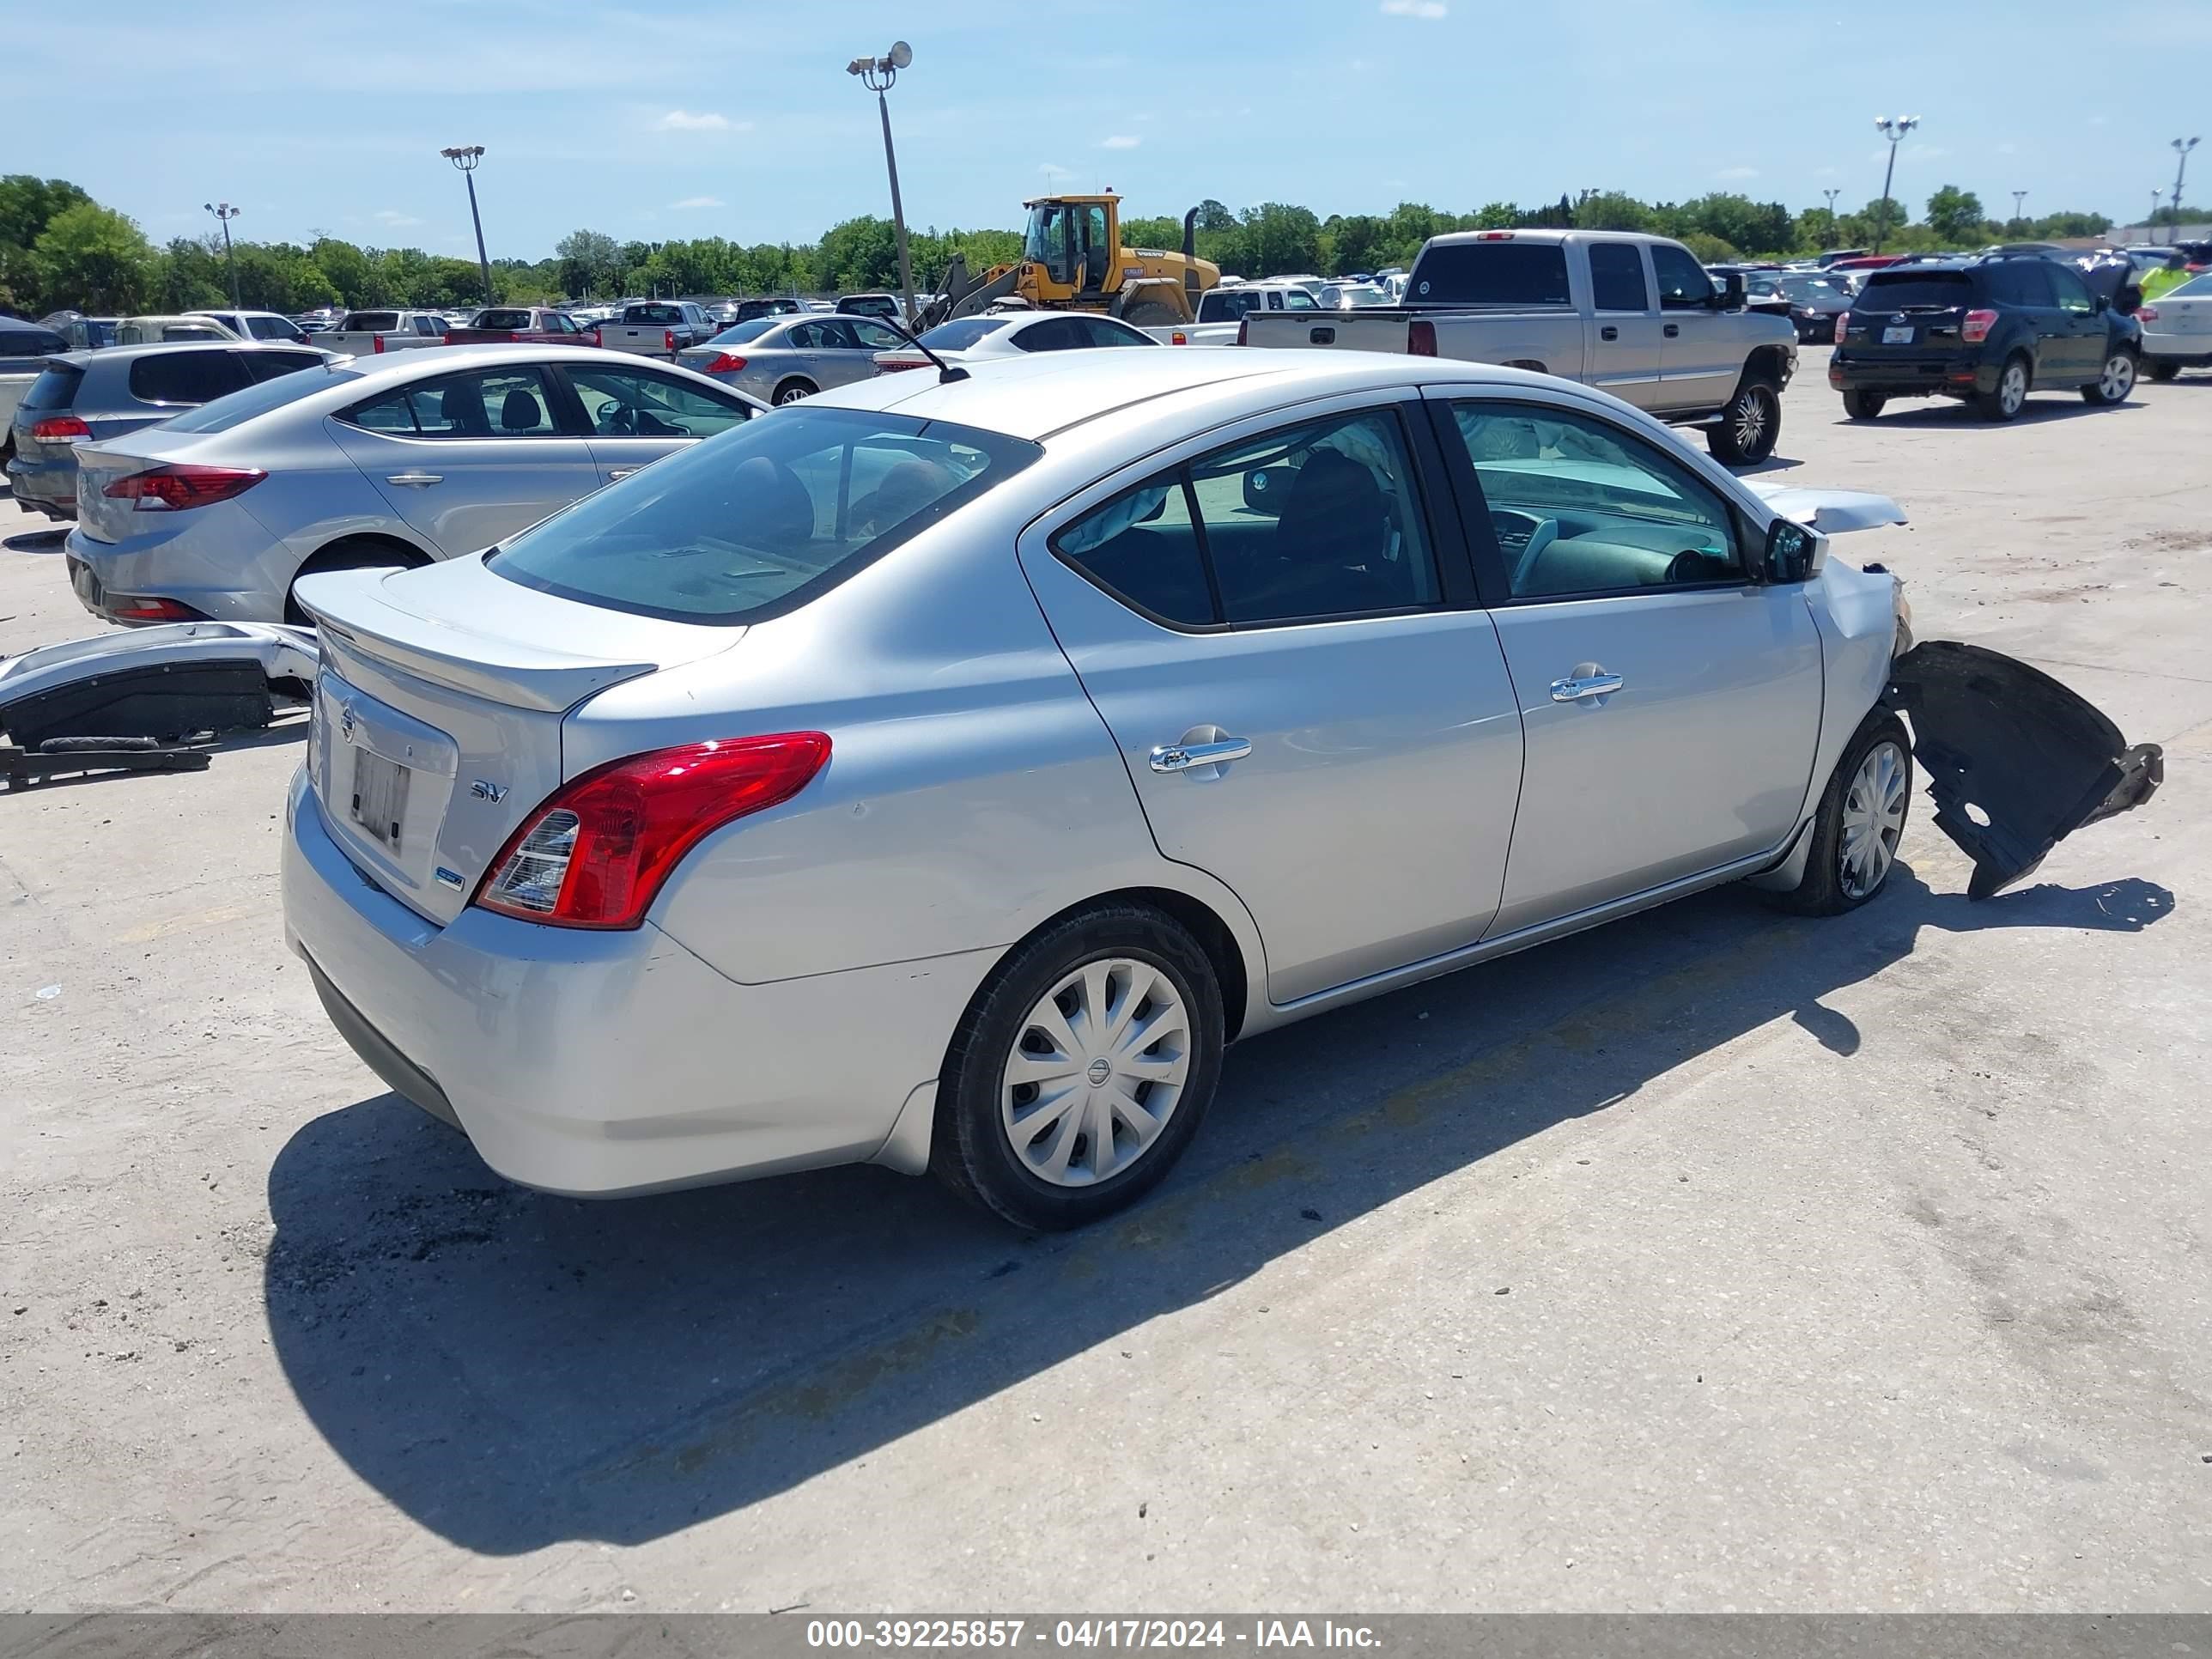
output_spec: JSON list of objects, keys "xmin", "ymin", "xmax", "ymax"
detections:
[
  {"xmin": 1588, "ymin": 243, "xmax": 1650, "ymax": 312},
  {"xmin": 21, "ymin": 365, "xmax": 83, "ymax": 410},
  {"xmin": 127, "ymin": 351, "xmax": 253, "ymax": 406},
  {"xmin": 0, "ymin": 326, "xmax": 66, "ymax": 357},
  {"xmin": 343, "ymin": 367, "xmax": 563, "ymax": 437},
  {"xmin": 1409, "ymin": 243, "xmax": 1571, "ymax": 307},
  {"xmin": 489, "ymin": 406, "xmax": 1042, "ymax": 624},
  {"xmin": 1857, "ymin": 271, "xmax": 1977, "ymax": 309},
  {"xmin": 246, "ymin": 316, "xmax": 303, "ymax": 340},
  {"xmin": 708, "ymin": 319, "xmax": 778, "ymax": 346}
]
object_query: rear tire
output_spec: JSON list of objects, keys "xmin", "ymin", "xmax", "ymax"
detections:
[
  {"xmin": 1841, "ymin": 389, "xmax": 1886, "ymax": 420},
  {"xmin": 1706, "ymin": 379, "xmax": 1781, "ymax": 464},
  {"xmin": 772, "ymin": 379, "xmax": 816, "ymax": 405},
  {"xmin": 932, "ymin": 902, "xmax": 1224, "ymax": 1231},
  {"xmin": 1765, "ymin": 712, "xmax": 1913, "ymax": 917},
  {"xmin": 2081, "ymin": 348, "xmax": 2136, "ymax": 404},
  {"xmin": 2146, "ymin": 359, "xmax": 2181, "ymax": 383},
  {"xmin": 284, "ymin": 538, "xmax": 429, "ymax": 625},
  {"xmin": 1976, "ymin": 354, "xmax": 2030, "ymax": 421},
  {"xmin": 1120, "ymin": 301, "xmax": 1182, "ymax": 328}
]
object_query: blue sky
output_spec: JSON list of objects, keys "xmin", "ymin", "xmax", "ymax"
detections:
[{"xmin": 16, "ymin": 0, "xmax": 2209, "ymax": 257}]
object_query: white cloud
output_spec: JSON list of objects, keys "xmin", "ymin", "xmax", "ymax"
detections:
[
  {"xmin": 1715, "ymin": 166, "xmax": 1759, "ymax": 180},
  {"xmin": 1101, "ymin": 135, "xmax": 1141, "ymax": 150},
  {"xmin": 1380, "ymin": 0, "xmax": 1448, "ymax": 16},
  {"xmin": 2088, "ymin": 115, "xmax": 2110, "ymax": 126},
  {"xmin": 1039, "ymin": 161, "xmax": 1073, "ymax": 179},
  {"xmin": 657, "ymin": 109, "xmax": 734, "ymax": 131},
  {"xmin": 374, "ymin": 209, "xmax": 423, "ymax": 228},
  {"xmin": 671, "ymin": 195, "xmax": 725, "ymax": 210},
  {"xmin": 1996, "ymin": 141, "xmax": 2018, "ymax": 155}
]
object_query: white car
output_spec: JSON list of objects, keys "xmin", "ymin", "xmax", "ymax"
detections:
[
  {"xmin": 188, "ymin": 308, "xmax": 315, "ymax": 345},
  {"xmin": 872, "ymin": 309, "xmax": 1158, "ymax": 374},
  {"xmin": 2138, "ymin": 270, "xmax": 2212, "ymax": 381}
]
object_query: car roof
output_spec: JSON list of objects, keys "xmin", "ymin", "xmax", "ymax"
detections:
[
  {"xmin": 1420, "ymin": 228, "xmax": 1676, "ymax": 249},
  {"xmin": 810, "ymin": 348, "xmax": 1565, "ymax": 442},
  {"xmin": 55, "ymin": 340, "xmax": 332, "ymax": 368}
]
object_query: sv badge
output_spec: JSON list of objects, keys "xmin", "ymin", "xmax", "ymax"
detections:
[{"xmin": 470, "ymin": 780, "xmax": 509, "ymax": 803}]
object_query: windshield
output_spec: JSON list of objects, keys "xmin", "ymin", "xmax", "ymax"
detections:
[
  {"xmin": 1021, "ymin": 204, "xmax": 1065, "ymax": 265},
  {"xmin": 1407, "ymin": 242, "xmax": 1571, "ymax": 307},
  {"xmin": 915, "ymin": 317, "xmax": 1012, "ymax": 350},
  {"xmin": 706, "ymin": 319, "xmax": 779, "ymax": 346},
  {"xmin": 157, "ymin": 362, "xmax": 358, "ymax": 433},
  {"xmin": 489, "ymin": 407, "xmax": 1043, "ymax": 625}
]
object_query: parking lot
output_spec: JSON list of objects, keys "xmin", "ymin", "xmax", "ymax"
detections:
[{"xmin": 3, "ymin": 349, "xmax": 2209, "ymax": 1613}]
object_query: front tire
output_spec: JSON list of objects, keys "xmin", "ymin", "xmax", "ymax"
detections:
[
  {"xmin": 1977, "ymin": 354, "xmax": 2030, "ymax": 421},
  {"xmin": 1706, "ymin": 379, "xmax": 1781, "ymax": 464},
  {"xmin": 1766, "ymin": 713, "xmax": 1913, "ymax": 916},
  {"xmin": 932, "ymin": 902, "xmax": 1224, "ymax": 1231},
  {"xmin": 1120, "ymin": 301, "xmax": 1182, "ymax": 327},
  {"xmin": 2081, "ymin": 348, "xmax": 2136, "ymax": 404},
  {"xmin": 1841, "ymin": 389, "xmax": 1886, "ymax": 420},
  {"xmin": 773, "ymin": 379, "xmax": 816, "ymax": 405}
]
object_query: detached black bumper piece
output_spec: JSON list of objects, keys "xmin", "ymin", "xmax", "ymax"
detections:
[{"xmin": 1883, "ymin": 641, "xmax": 2164, "ymax": 899}]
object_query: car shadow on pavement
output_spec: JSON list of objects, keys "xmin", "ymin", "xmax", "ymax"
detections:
[
  {"xmin": 1848, "ymin": 399, "xmax": 2144, "ymax": 430},
  {"xmin": 262, "ymin": 866, "xmax": 2172, "ymax": 1554},
  {"xmin": 2, "ymin": 526, "xmax": 68, "ymax": 553}
]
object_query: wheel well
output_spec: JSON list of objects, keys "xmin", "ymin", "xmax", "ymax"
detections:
[
  {"xmin": 775, "ymin": 375, "xmax": 817, "ymax": 396},
  {"xmin": 1742, "ymin": 346, "xmax": 1789, "ymax": 389},
  {"xmin": 300, "ymin": 532, "xmax": 430, "ymax": 576},
  {"xmin": 998, "ymin": 887, "xmax": 1252, "ymax": 1042}
]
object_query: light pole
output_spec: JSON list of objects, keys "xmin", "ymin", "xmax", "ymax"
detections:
[
  {"xmin": 848, "ymin": 41, "xmax": 917, "ymax": 327},
  {"xmin": 2011, "ymin": 190, "xmax": 2027, "ymax": 232},
  {"xmin": 1871, "ymin": 115, "xmax": 1918, "ymax": 253},
  {"xmin": 2171, "ymin": 137, "xmax": 2201, "ymax": 244},
  {"xmin": 1822, "ymin": 186, "xmax": 1840, "ymax": 219},
  {"xmin": 440, "ymin": 145, "xmax": 495, "ymax": 304},
  {"xmin": 203, "ymin": 202, "xmax": 240, "ymax": 308}
]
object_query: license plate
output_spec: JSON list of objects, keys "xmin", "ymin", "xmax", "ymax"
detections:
[
  {"xmin": 1882, "ymin": 325, "xmax": 1915, "ymax": 344},
  {"xmin": 349, "ymin": 750, "xmax": 411, "ymax": 853}
]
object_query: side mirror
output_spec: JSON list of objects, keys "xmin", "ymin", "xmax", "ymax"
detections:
[
  {"xmin": 1712, "ymin": 271, "xmax": 1746, "ymax": 310},
  {"xmin": 2094, "ymin": 292, "xmax": 2112, "ymax": 314},
  {"xmin": 1243, "ymin": 465, "xmax": 1296, "ymax": 515},
  {"xmin": 1763, "ymin": 518, "xmax": 1828, "ymax": 583}
]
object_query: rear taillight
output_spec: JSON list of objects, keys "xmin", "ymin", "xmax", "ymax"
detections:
[
  {"xmin": 1833, "ymin": 312, "xmax": 1850, "ymax": 344},
  {"xmin": 589, "ymin": 327, "xmax": 603, "ymax": 347},
  {"xmin": 878, "ymin": 359, "xmax": 926, "ymax": 373},
  {"xmin": 109, "ymin": 597, "xmax": 202, "ymax": 623},
  {"xmin": 1236, "ymin": 316, "xmax": 1249, "ymax": 346},
  {"xmin": 702, "ymin": 352, "xmax": 748, "ymax": 374},
  {"xmin": 103, "ymin": 463, "xmax": 267, "ymax": 512},
  {"xmin": 1408, "ymin": 319, "xmax": 1437, "ymax": 356},
  {"xmin": 1170, "ymin": 329, "xmax": 1188, "ymax": 345},
  {"xmin": 664, "ymin": 328, "xmax": 677, "ymax": 354},
  {"xmin": 1961, "ymin": 308, "xmax": 1997, "ymax": 344},
  {"xmin": 30, "ymin": 416, "xmax": 91, "ymax": 441},
  {"xmin": 475, "ymin": 733, "xmax": 831, "ymax": 929},
  {"xmin": 2136, "ymin": 306, "xmax": 2160, "ymax": 324},
  {"xmin": 1474, "ymin": 230, "xmax": 1515, "ymax": 240},
  {"xmin": 372, "ymin": 334, "xmax": 386, "ymax": 354}
]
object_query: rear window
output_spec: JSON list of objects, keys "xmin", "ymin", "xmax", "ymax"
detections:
[
  {"xmin": 343, "ymin": 312, "xmax": 400, "ymax": 331},
  {"xmin": 246, "ymin": 315, "xmax": 304, "ymax": 340},
  {"xmin": 629, "ymin": 304, "xmax": 683, "ymax": 325},
  {"xmin": 21, "ymin": 364, "xmax": 82, "ymax": 411},
  {"xmin": 915, "ymin": 318, "xmax": 1012, "ymax": 350},
  {"xmin": 1856, "ymin": 270, "xmax": 1978, "ymax": 309},
  {"xmin": 473, "ymin": 308, "xmax": 536, "ymax": 331},
  {"xmin": 0, "ymin": 326, "xmax": 67, "ymax": 356},
  {"xmin": 488, "ymin": 406, "xmax": 1042, "ymax": 625},
  {"xmin": 707, "ymin": 319, "xmax": 778, "ymax": 346},
  {"xmin": 2170, "ymin": 271, "xmax": 2212, "ymax": 299},
  {"xmin": 127, "ymin": 351, "xmax": 253, "ymax": 406},
  {"xmin": 157, "ymin": 359, "xmax": 354, "ymax": 433},
  {"xmin": 1407, "ymin": 242, "xmax": 1571, "ymax": 307}
]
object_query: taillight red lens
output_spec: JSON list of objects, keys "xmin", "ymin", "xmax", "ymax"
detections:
[
  {"xmin": 372, "ymin": 334, "xmax": 386, "ymax": 354},
  {"xmin": 589, "ymin": 327, "xmax": 603, "ymax": 347},
  {"xmin": 878, "ymin": 359, "xmax": 926, "ymax": 373},
  {"xmin": 1236, "ymin": 316, "xmax": 1249, "ymax": 346},
  {"xmin": 664, "ymin": 328, "xmax": 677, "ymax": 353},
  {"xmin": 476, "ymin": 734, "xmax": 831, "ymax": 929},
  {"xmin": 1961, "ymin": 308, "xmax": 1998, "ymax": 344},
  {"xmin": 1408, "ymin": 319, "xmax": 1438, "ymax": 356},
  {"xmin": 2136, "ymin": 306, "xmax": 2160, "ymax": 324},
  {"xmin": 1170, "ymin": 329, "xmax": 1188, "ymax": 345},
  {"xmin": 1833, "ymin": 312, "xmax": 1849, "ymax": 344},
  {"xmin": 30, "ymin": 416, "xmax": 91, "ymax": 441},
  {"xmin": 109, "ymin": 597, "xmax": 202, "ymax": 623},
  {"xmin": 102, "ymin": 464, "xmax": 267, "ymax": 512},
  {"xmin": 702, "ymin": 352, "xmax": 748, "ymax": 374}
]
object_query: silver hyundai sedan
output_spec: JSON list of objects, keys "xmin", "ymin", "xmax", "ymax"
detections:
[
  {"xmin": 64, "ymin": 343, "xmax": 763, "ymax": 626},
  {"xmin": 282, "ymin": 351, "xmax": 2160, "ymax": 1231}
]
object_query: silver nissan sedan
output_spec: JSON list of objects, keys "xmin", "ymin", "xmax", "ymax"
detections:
[{"xmin": 282, "ymin": 350, "xmax": 2160, "ymax": 1231}]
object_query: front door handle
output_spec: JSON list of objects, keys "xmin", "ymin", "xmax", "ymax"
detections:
[
  {"xmin": 1150, "ymin": 737, "xmax": 1253, "ymax": 774},
  {"xmin": 607, "ymin": 467, "xmax": 640, "ymax": 480},
  {"xmin": 1662, "ymin": 323, "xmax": 1680, "ymax": 338},
  {"xmin": 1600, "ymin": 325, "xmax": 1619, "ymax": 341},
  {"xmin": 385, "ymin": 471, "xmax": 443, "ymax": 487},
  {"xmin": 1550, "ymin": 672, "xmax": 1625, "ymax": 702}
]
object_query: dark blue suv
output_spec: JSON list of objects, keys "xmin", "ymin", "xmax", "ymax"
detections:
[{"xmin": 1829, "ymin": 256, "xmax": 2142, "ymax": 422}]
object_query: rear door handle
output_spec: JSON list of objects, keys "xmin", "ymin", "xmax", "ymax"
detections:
[
  {"xmin": 1662, "ymin": 324, "xmax": 1680, "ymax": 338},
  {"xmin": 385, "ymin": 471, "xmax": 442, "ymax": 487},
  {"xmin": 607, "ymin": 467, "xmax": 640, "ymax": 480},
  {"xmin": 1600, "ymin": 325, "xmax": 1619, "ymax": 341},
  {"xmin": 1550, "ymin": 672, "xmax": 1625, "ymax": 702},
  {"xmin": 1150, "ymin": 737, "xmax": 1253, "ymax": 773}
]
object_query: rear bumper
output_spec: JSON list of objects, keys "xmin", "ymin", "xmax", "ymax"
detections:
[
  {"xmin": 281, "ymin": 769, "xmax": 971, "ymax": 1195},
  {"xmin": 1828, "ymin": 350, "xmax": 1994, "ymax": 398},
  {"xmin": 64, "ymin": 511, "xmax": 289, "ymax": 625},
  {"xmin": 5, "ymin": 452, "xmax": 76, "ymax": 519}
]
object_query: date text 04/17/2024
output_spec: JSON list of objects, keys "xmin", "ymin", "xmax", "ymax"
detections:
[{"xmin": 804, "ymin": 1620, "xmax": 1382, "ymax": 1650}]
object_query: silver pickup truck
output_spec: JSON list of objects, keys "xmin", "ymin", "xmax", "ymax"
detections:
[
  {"xmin": 1239, "ymin": 229, "xmax": 1797, "ymax": 463},
  {"xmin": 593, "ymin": 301, "xmax": 718, "ymax": 359},
  {"xmin": 313, "ymin": 310, "xmax": 453, "ymax": 357}
]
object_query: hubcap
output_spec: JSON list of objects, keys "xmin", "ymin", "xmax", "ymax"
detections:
[
  {"xmin": 1839, "ymin": 740, "xmax": 1908, "ymax": 900},
  {"xmin": 1734, "ymin": 390, "xmax": 1769, "ymax": 450},
  {"xmin": 2000, "ymin": 364, "xmax": 2027, "ymax": 415},
  {"xmin": 2100, "ymin": 354, "xmax": 2134, "ymax": 400},
  {"xmin": 1001, "ymin": 958, "xmax": 1191, "ymax": 1188},
  {"xmin": 779, "ymin": 385, "xmax": 810, "ymax": 404}
]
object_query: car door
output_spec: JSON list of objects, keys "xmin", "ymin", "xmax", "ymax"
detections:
[
  {"xmin": 325, "ymin": 363, "xmax": 600, "ymax": 555},
  {"xmin": 2043, "ymin": 262, "xmax": 2106, "ymax": 383},
  {"xmin": 1429, "ymin": 390, "xmax": 1823, "ymax": 937},
  {"xmin": 834, "ymin": 319, "xmax": 907, "ymax": 386},
  {"xmin": 1650, "ymin": 243, "xmax": 1739, "ymax": 414},
  {"xmin": 558, "ymin": 359, "xmax": 755, "ymax": 483},
  {"xmin": 1583, "ymin": 241, "xmax": 1666, "ymax": 410},
  {"xmin": 1016, "ymin": 396, "xmax": 1523, "ymax": 1004}
]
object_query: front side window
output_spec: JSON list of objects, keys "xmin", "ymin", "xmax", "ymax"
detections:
[
  {"xmin": 1077, "ymin": 317, "xmax": 1154, "ymax": 348},
  {"xmin": 343, "ymin": 367, "xmax": 565, "ymax": 438},
  {"xmin": 1449, "ymin": 401, "xmax": 1741, "ymax": 599},
  {"xmin": 246, "ymin": 315, "xmax": 303, "ymax": 340},
  {"xmin": 1588, "ymin": 243, "xmax": 1650, "ymax": 313},
  {"xmin": 2048, "ymin": 264, "xmax": 2095, "ymax": 314},
  {"xmin": 414, "ymin": 315, "xmax": 445, "ymax": 336},
  {"xmin": 1057, "ymin": 407, "xmax": 1439, "ymax": 628},
  {"xmin": 489, "ymin": 406, "xmax": 1041, "ymax": 624},
  {"xmin": 565, "ymin": 363, "xmax": 750, "ymax": 439},
  {"xmin": 1283, "ymin": 288, "xmax": 1318, "ymax": 311},
  {"xmin": 1650, "ymin": 245, "xmax": 1716, "ymax": 309},
  {"xmin": 849, "ymin": 320, "xmax": 904, "ymax": 349}
]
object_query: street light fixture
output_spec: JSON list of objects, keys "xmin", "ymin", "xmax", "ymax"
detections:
[
  {"xmin": 847, "ymin": 40, "xmax": 918, "ymax": 328},
  {"xmin": 441, "ymin": 144, "xmax": 495, "ymax": 305},
  {"xmin": 2150, "ymin": 187, "xmax": 2164, "ymax": 237},
  {"xmin": 1822, "ymin": 187, "xmax": 1840, "ymax": 219},
  {"xmin": 203, "ymin": 201, "xmax": 241, "ymax": 309},
  {"xmin": 2170, "ymin": 137, "xmax": 2201, "ymax": 245},
  {"xmin": 2011, "ymin": 189, "xmax": 2027, "ymax": 232},
  {"xmin": 1871, "ymin": 115, "xmax": 1918, "ymax": 253}
]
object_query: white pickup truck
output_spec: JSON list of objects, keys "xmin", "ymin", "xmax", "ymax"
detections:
[
  {"xmin": 1142, "ymin": 281, "xmax": 1328, "ymax": 345},
  {"xmin": 1238, "ymin": 229, "xmax": 1798, "ymax": 463},
  {"xmin": 592, "ymin": 300, "xmax": 719, "ymax": 359},
  {"xmin": 312, "ymin": 310, "xmax": 453, "ymax": 357}
]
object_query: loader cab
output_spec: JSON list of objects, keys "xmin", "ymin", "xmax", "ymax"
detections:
[{"xmin": 1021, "ymin": 195, "xmax": 1119, "ymax": 300}]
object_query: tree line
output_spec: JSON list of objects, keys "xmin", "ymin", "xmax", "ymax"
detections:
[{"xmin": 1, "ymin": 172, "xmax": 2140, "ymax": 319}]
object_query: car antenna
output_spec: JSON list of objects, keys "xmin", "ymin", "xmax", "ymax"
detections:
[{"xmin": 877, "ymin": 316, "xmax": 969, "ymax": 384}]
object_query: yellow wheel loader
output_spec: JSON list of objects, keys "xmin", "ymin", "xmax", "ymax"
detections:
[{"xmin": 925, "ymin": 196, "xmax": 1221, "ymax": 328}]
